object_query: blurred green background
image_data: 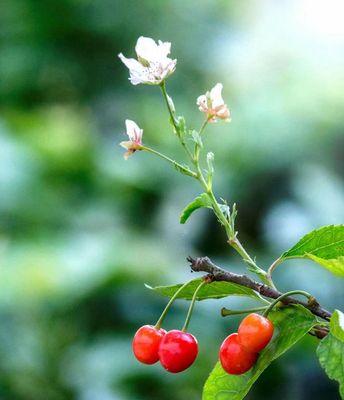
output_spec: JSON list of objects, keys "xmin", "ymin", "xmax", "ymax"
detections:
[{"xmin": 1, "ymin": 0, "xmax": 343, "ymax": 399}]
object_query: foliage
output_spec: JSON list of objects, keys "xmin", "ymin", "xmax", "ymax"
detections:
[
  {"xmin": 146, "ymin": 278, "xmax": 261, "ymax": 301},
  {"xmin": 117, "ymin": 29, "xmax": 344, "ymax": 400},
  {"xmin": 1, "ymin": 1, "xmax": 344, "ymax": 399},
  {"xmin": 317, "ymin": 310, "xmax": 344, "ymax": 398},
  {"xmin": 180, "ymin": 194, "xmax": 212, "ymax": 224},
  {"xmin": 203, "ymin": 306, "xmax": 317, "ymax": 399},
  {"xmin": 280, "ymin": 225, "xmax": 344, "ymax": 276}
]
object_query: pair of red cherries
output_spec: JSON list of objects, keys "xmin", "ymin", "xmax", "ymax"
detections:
[
  {"xmin": 133, "ymin": 280, "xmax": 205, "ymax": 373},
  {"xmin": 220, "ymin": 313, "xmax": 274, "ymax": 374},
  {"xmin": 133, "ymin": 312, "xmax": 274, "ymax": 375},
  {"xmin": 133, "ymin": 325, "xmax": 198, "ymax": 373}
]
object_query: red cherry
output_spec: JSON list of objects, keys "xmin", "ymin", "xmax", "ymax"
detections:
[
  {"xmin": 238, "ymin": 313, "xmax": 274, "ymax": 353},
  {"xmin": 159, "ymin": 330, "xmax": 198, "ymax": 373},
  {"xmin": 132, "ymin": 325, "xmax": 166, "ymax": 365},
  {"xmin": 219, "ymin": 333, "xmax": 258, "ymax": 375}
]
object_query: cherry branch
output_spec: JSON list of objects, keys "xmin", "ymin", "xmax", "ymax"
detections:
[{"xmin": 187, "ymin": 256, "xmax": 332, "ymax": 321}]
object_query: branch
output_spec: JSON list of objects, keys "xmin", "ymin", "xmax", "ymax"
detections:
[{"xmin": 187, "ymin": 256, "xmax": 332, "ymax": 321}]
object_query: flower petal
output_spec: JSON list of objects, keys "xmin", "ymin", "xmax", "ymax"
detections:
[
  {"xmin": 210, "ymin": 83, "xmax": 225, "ymax": 109},
  {"xmin": 196, "ymin": 94, "xmax": 206, "ymax": 106},
  {"xmin": 129, "ymin": 70, "xmax": 152, "ymax": 85},
  {"xmin": 118, "ymin": 53, "xmax": 144, "ymax": 72},
  {"xmin": 120, "ymin": 140, "xmax": 133, "ymax": 150},
  {"xmin": 118, "ymin": 53, "xmax": 150, "ymax": 85},
  {"xmin": 125, "ymin": 119, "xmax": 141, "ymax": 141},
  {"xmin": 136, "ymin": 37, "xmax": 173, "ymax": 64},
  {"xmin": 196, "ymin": 94, "xmax": 208, "ymax": 112},
  {"xmin": 217, "ymin": 106, "xmax": 230, "ymax": 120},
  {"xmin": 157, "ymin": 40, "xmax": 171, "ymax": 58},
  {"xmin": 135, "ymin": 36, "xmax": 161, "ymax": 63}
]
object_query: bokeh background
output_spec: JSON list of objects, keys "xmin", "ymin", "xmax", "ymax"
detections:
[{"xmin": 1, "ymin": 0, "xmax": 343, "ymax": 399}]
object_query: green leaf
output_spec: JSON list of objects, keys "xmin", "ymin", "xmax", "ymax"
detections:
[
  {"xmin": 330, "ymin": 310, "xmax": 344, "ymax": 341},
  {"xmin": 317, "ymin": 310, "xmax": 344, "ymax": 398},
  {"xmin": 317, "ymin": 335, "xmax": 344, "ymax": 399},
  {"xmin": 145, "ymin": 278, "xmax": 261, "ymax": 301},
  {"xmin": 180, "ymin": 193, "xmax": 212, "ymax": 224},
  {"xmin": 280, "ymin": 225, "xmax": 344, "ymax": 277},
  {"xmin": 203, "ymin": 305, "xmax": 316, "ymax": 400},
  {"xmin": 307, "ymin": 254, "xmax": 344, "ymax": 277}
]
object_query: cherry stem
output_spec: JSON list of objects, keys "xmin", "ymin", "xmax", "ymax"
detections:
[
  {"xmin": 154, "ymin": 280, "xmax": 194, "ymax": 329},
  {"xmin": 262, "ymin": 290, "xmax": 313, "ymax": 318},
  {"xmin": 181, "ymin": 280, "xmax": 207, "ymax": 332},
  {"xmin": 221, "ymin": 306, "xmax": 267, "ymax": 317}
]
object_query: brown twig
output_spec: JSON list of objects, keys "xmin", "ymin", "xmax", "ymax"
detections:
[
  {"xmin": 309, "ymin": 326, "xmax": 329, "ymax": 339},
  {"xmin": 187, "ymin": 256, "xmax": 332, "ymax": 322}
]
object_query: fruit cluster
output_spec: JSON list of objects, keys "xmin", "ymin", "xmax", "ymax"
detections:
[
  {"xmin": 220, "ymin": 313, "xmax": 274, "ymax": 374},
  {"xmin": 132, "ymin": 310, "xmax": 274, "ymax": 375},
  {"xmin": 133, "ymin": 325, "xmax": 198, "ymax": 373}
]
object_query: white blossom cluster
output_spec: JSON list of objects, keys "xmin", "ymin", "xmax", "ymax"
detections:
[{"xmin": 119, "ymin": 37, "xmax": 230, "ymax": 158}]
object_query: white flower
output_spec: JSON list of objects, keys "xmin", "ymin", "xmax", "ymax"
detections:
[
  {"xmin": 196, "ymin": 83, "xmax": 230, "ymax": 123},
  {"xmin": 120, "ymin": 119, "xmax": 143, "ymax": 159},
  {"xmin": 118, "ymin": 36, "xmax": 177, "ymax": 85}
]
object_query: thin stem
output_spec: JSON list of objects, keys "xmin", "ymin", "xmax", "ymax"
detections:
[
  {"xmin": 190, "ymin": 125, "xmax": 268, "ymax": 284},
  {"xmin": 160, "ymin": 81, "xmax": 177, "ymax": 126},
  {"xmin": 191, "ymin": 126, "xmax": 232, "ymax": 235},
  {"xmin": 193, "ymin": 118, "xmax": 209, "ymax": 182},
  {"xmin": 267, "ymin": 257, "xmax": 283, "ymax": 281},
  {"xmin": 229, "ymin": 235, "xmax": 254, "ymax": 262},
  {"xmin": 262, "ymin": 290, "xmax": 313, "ymax": 317},
  {"xmin": 230, "ymin": 237, "xmax": 273, "ymax": 287},
  {"xmin": 155, "ymin": 280, "xmax": 193, "ymax": 329},
  {"xmin": 141, "ymin": 146, "xmax": 197, "ymax": 179},
  {"xmin": 194, "ymin": 149, "xmax": 270, "ymax": 287},
  {"xmin": 315, "ymin": 320, "xmax": 330, "ymax": 327},
  {"xmin": 161, "ymin": 82, "xmax": 274, "ymax": 289},
  {"xmin": 193, "ymin": 118, "xmax": 208, "ymax": 165},
  {"xmin": 221, "ymin": 306, "xmax": 267, "ymax": 317},
  {"xmin": 207, "ymin": 189, "xmax": 233, "ymax": 235},
  {"xmin": 203, "ymin": 178, "xmax": 271, "ymax": 287},
  {"xmin": 199, "ymin": 118, "xmax": 209, "ymax": 136},
  {"xmin": 182, "ymin": 280, "xmax": 207, "ymax": 332},
  {"xmin": 160, "ymin": 81, "xmax": 193, "ymax": 160}
]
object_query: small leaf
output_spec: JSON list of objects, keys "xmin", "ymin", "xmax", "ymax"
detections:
[
  {"xmin": 280, "ymin": 225, "xmax": 344, "ymax": 277},
  {"xmin": 246, "ymin": 261, "xmax": 270, "ymax": 284},
  {"xmin": 317, "ymin": 310, "xmax": 344, "ymax": 398},
  {"xmin": 190, "ymin": 130, "xmax": 203, "ymax": 148},
  {"xmin": 218, "ymin": 203, "xmax": 230, "ymax": 218},
  {"xmin": 167, "ymin": 94, "xmax": 175, "ymax": 113},
  {"xmin": 174, "ymin": 163, "xmax": 195, "ymax": 177},
  {"xmin": 176, "ymin": 116, "xmax": 186, "ymax": 136},
  {"xmin": 230, "ymin": 202, "xmax": 238, "ymax": 233},
  {"xmin": 146, "ymin": 278, "xmax": 261, "ymax": 301},
  {"xmin": 180, "ymin": 193, "xmax": 212, "ymax": 224},
  {"xmin": 207, "ymin": 152, "xmax": 214, "ymax": 173},
  {"xmin": 203, "ymin": 305, "xmax": 316, "ymax": 400}
]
